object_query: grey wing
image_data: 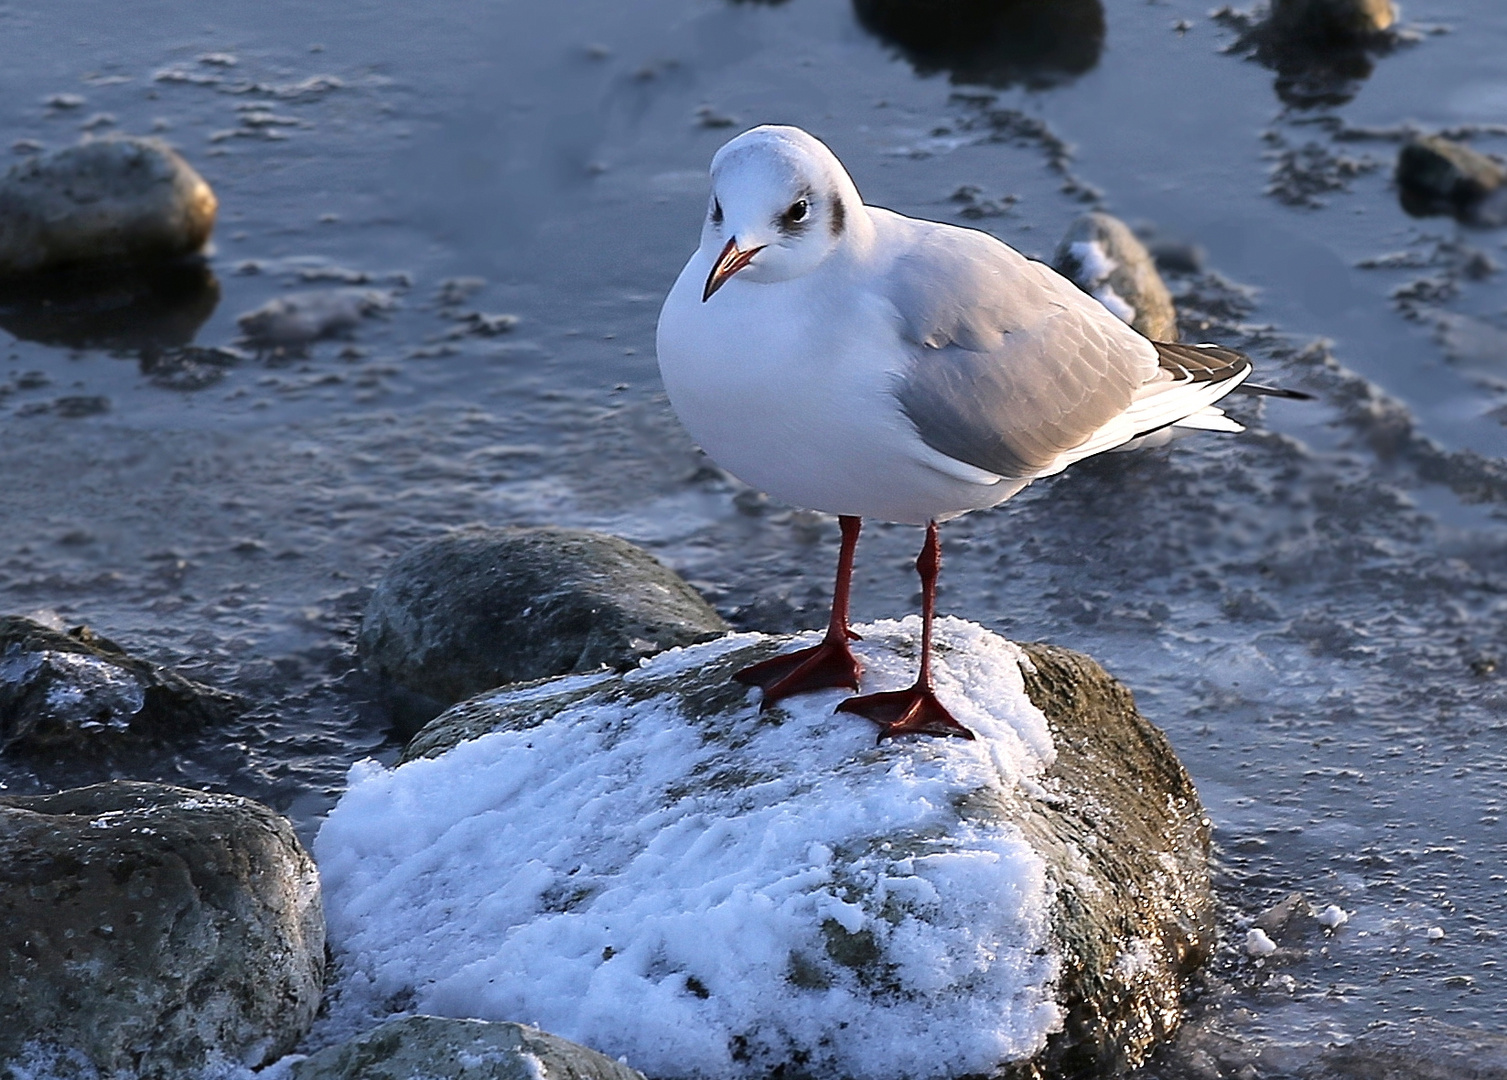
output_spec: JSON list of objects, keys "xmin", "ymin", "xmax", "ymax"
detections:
[{"xmin": 883, "ymin": 218, "xmax": 1159, "ymax": 480}]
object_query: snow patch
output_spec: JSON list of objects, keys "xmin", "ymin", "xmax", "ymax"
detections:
[
  {"xmin": 1317, "ymin": 904, "xmax": 1349, "ymax": 929},
  {"xmin": 1091, "ymin": 284, "xmax": 1137, "ymax": 325},
  {"xmin": 316, "ymin": 618, "xmax": 1062, "ymax": 1080},
  {"xmin": 1068, "ymin": 240, "xmax": 1137, "ymax": 325},
  {"xmin": 1069, "ymin": 239, "xmax": 1117, "ymax": 283},
  {"xmin": 1244, "ymin": 928, "xmax": 1278, "ymax": 957}
]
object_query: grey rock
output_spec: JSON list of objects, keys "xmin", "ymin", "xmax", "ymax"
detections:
[
  {"xmin": 0, "ymin": 615, "xmax": 244, "ymax": 754},
  {"xmin": 1253, "ymin": 890, "xmax": 1315, "ymax": 943},
  {"xmin": 0, "ymin": 781, "xmax": 325, "ymax": 1077},
  {"xmin": 236, "ymin": 288, "xmax": 395, "ymax": 349},
  {"xmin": 1052, "ymin": 212, "xmax": 1179, "ymax": 342},
  {"xmin": 1012, "ymin": 642, "xmax": 1214, "ymax": 1075},
  {"xmin": 0, "ymin": 136, "xmax": 216, "ymax": 279},
  {"xmin": 1397, "ymin": 135, "xmax": 1507, "ymax": 226},
  {"xmin": 400, "ymin": 634, "xmax": 1213, "ymax": 1076},
  {"xmin": 293, "ymin": 1015, "xmax": 648, "ymax": 1080},
  {"xmin": 1266, "ymin": 0, "xmax": 1395, "ymax": 39},
  {"xmin": 360, "ymin": 527, "xmax": 729, "ymax": 711}
]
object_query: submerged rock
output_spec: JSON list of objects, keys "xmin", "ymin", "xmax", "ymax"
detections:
[
  {"xmin": 293, "ymin": 1015, "xmax": 649, "ymax": 1080},
  {"xmin": 1052, "ymin": 213, "xmax": 1178, "ymax": 341},
  {"xmin": 358, "ymin": 527, "xmax": 729, "ymax": 712},
  {"xmin": 0, "ymin": 615, "xmax": 244, "ymax": 753},
  {"xmin": 852, "ymin": 0, "xmax": 1106, "ymax": 90},
  {"xmin": 1396, "ymin": 135, "xmax": 1507, "ymax": 226},
  {"xmin": 0, "ymin": 136, "xmax": 216, "ymax": 278},
  {"xmin": 0, "ymin": 781, "xmax": 325, "ymax": 1078},
  {"xmin": 323, "ymin": 619, "xmax": 1213, "ymax": 1079}
]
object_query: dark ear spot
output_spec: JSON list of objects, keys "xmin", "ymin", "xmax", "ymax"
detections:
[{"xmin": 830, "ymin": 195, "xmax": 846, "ymax": 238}]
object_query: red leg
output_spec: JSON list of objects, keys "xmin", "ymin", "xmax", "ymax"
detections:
[
  {"xmin": 837, "ymin": 521, "xmax": 975, "ymax": 741},
  {"xmin": 734, "ymin": 515, "xmax": 864, "ymax": 707}
]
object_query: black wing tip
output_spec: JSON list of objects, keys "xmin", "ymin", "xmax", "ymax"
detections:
[
  {"xmin": 1152, "ymin": 340, "xmax": 1252, "ymax": 383},
  {"xmin": 1235, "ymin": 382, "xmax": 1315, "ymax": 401},
  {"xmin": 1153, "ymin": 341, "xmax": 1312, "ymax": 400}
]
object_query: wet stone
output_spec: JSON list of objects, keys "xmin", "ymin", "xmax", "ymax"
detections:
[
  {"xmin": 1265, "ymin": 0, "xmax": 1394, "ymax": 39},
  {"xmin": 0, "ymin": 615, "xmax": 244, "ymax": 754},
  {"xmin": 358, "ymin": 527, "xmax": 730, "ymax": 715},
  {"xmin": 0, "ymin": 781, "xmax": 325, "ymax": 1078},
  {"xmin": 292, "ymin": 1015, "xmax": 649, "ymax": 1080},
  {"xmin": 1052, "ymin": 212, "xmax": 1178, "ymax": 341},
  {"xmin": 0, "ymin": 136, "xmax": 217, "ymax": 278},
  {"xmin": 1396, "ymin": 134, "xmax": 1507, "ymax": 226}
]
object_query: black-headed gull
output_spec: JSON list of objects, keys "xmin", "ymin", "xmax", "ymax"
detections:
[{"xmin": 657, "ymin": 125, "xmax": 1296, "ymax": 741}]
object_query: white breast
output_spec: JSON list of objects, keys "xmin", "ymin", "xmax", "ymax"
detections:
[{"xmin": 655, "ymin": 248, "xmax": 1026, "ymax": 526}]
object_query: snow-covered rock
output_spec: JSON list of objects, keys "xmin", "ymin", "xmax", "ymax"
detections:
[
  {"xmin": 291, "ymin": 1015, "xmax": 648, "ymax": 1080},
  {"xmin": 318, "ymin": 619, "xmax": 1213, "ymax": 1079},
  {"xmin": 1051, "ymin": 213, "xmax": 1178, "ymax": 342}
]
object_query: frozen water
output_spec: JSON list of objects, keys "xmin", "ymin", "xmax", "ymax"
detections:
[{"xmin": 317, "ymin": 620, "xmax": 1062, "ymax": 1080}]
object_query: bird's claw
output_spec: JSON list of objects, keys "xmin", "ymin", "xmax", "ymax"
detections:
[
  {"xmin": 837, "ymin": 685, "xmax": 975, "ymax": 742},
  {"xmin": 733, "ymin": 637, "xmax": 863, "ymax": 708}
]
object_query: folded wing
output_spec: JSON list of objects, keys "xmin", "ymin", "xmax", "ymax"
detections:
[{"xmin": 883, "ymin": 215, "xmax": 1250, "ymax": 480}]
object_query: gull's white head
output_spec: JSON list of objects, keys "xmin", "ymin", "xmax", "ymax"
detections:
[{"xmin": 699, "ymin": 125, "xmax": 866, "ymax": 302}]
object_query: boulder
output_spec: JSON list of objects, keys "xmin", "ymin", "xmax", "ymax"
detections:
[
  {"xmin": 292, "ymin": 1015, "xmax": 649, "ymax": 1080},
  {"xmin": 1265, "ymin": 0, "xmax": 1395, "ymax": 39},
  {"xmin": 0, "ymin": 136, "xmax": 216, "ymax": 278},
  {"xmin": 0, "ymin": 615, "xmax": 244, "ymax": 754},
  {"xmin": 1396, "ymin": 135, "xmax": 1507, "ymax": 226},
  {"xmin": 321, "ymin": 618, "xmax": 1213, "ymax": 1079},
  {"xmin": 357, "ymin": 527, "xmax": 730, "ymax": 711},
  {"xmin": 1051, "ymin": 213, "xmax": 1178, "ymax": 342},
  {"xmin": 0, "ymin": 781, "xmax": 325, "ymax": 1077}
]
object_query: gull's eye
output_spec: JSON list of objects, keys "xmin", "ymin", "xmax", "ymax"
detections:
[
  {"xmin": 711, "ymin": 198, "xmax": 723, "ymax": 225},
  {"xmin": 783, "ymin": 199, "xmax": 809, "ymax": 227}
]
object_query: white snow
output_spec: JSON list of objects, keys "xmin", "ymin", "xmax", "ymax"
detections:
[
  {"xmin": 1067, "ymin": 240, "xmax": 1137, "ymax": 325},
  {"xmin": 1317, "ymin": 904, "xmax": 1349, "ymax": 929},
  {"xmin": 1069, "ymin": 239, "xmax": 1117, "ymax": 284},
  {"xmin": 1091, "ymin": 285, "xmax": 1137, "ymax": 325},
  {"xmin": 316, "ymin": 618, "xmax": 1063, "ymax": 1080},
  {"xmin": 1244, "ymin": 928, "xmax": 1278, "ymax": 957}
]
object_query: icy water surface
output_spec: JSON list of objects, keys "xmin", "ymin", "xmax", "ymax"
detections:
[{"xmin": 2, "ymin": 0, "xmax": 1507, "ymax": 1072}]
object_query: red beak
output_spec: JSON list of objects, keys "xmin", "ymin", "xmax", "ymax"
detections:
[{"xmin": 703, "ymin": 238, "xmax": 765, "ymax": 302}]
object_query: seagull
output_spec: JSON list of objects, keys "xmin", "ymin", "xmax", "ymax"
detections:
[{"xmin": 657, "ymin": 125, "xmax": 1302, "ymax": 742}]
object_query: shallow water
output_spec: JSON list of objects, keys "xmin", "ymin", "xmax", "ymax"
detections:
[{"xmin": 2, "ymin": 0, "xmax": 1507, "ymax": 1072}]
